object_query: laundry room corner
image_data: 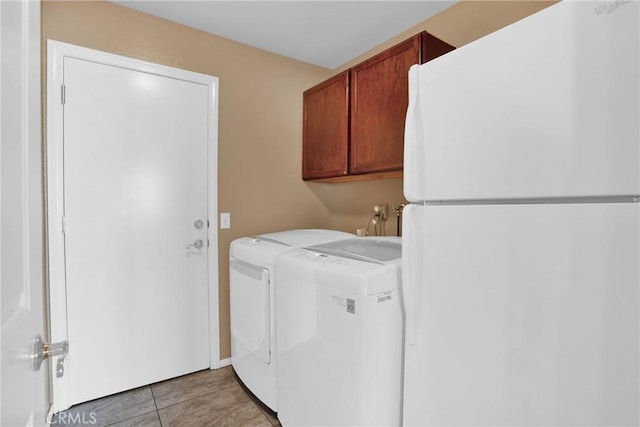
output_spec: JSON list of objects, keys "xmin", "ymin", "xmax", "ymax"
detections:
[{"xmin": 40, "ymin": 0, "xmax": 336, "ymax": 366}]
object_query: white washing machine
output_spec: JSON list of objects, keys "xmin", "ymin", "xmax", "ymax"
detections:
[
  {"xmin": 229, "ymin": 229, "xmax": 352, "ymax": 412},
  {"xmin": 275, "ymin": 237, "xmax": 403, "ymax": 426}
]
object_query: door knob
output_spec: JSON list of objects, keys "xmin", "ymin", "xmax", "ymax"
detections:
[{"xmin": 186, "ymin": 239, "xmax": 204, "ymax": 250}]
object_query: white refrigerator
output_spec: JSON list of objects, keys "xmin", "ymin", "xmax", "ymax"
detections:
[{"xmin": 402, "ymin": 1, "xmax": 639, "ymax": 426}]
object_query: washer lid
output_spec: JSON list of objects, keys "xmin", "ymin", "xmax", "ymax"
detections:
[
  {"xmin": 305, "ymin": 238, "xmax": 401, "ymax": 263},
  {"xmin": 255, "ymin": 229, "xmax": 352, "ymax": 247}
]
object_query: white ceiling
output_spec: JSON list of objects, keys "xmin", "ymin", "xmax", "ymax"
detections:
[{"xmin": 111, "ymin": 1, "xmax": 455, "ymax": 69}]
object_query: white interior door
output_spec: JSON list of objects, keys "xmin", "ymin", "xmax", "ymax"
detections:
[
  {"xmin": 1, "ymin": 1, "xmax": 48, "ymax": 425},
  {"xmin": 59, "ymin": 54, "xmax": 211, "ymax": 406},
  {"xmin": 402, "ymin": 203, "xmax": 639, "ymax": 426}
]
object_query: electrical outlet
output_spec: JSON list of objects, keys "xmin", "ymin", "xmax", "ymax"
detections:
[{"xmin": 373, "ymin": 204, "xmax": 388, "ymax": 221}]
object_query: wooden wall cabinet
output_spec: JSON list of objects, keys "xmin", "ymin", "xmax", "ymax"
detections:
[
  {"xmin": 350, "ymin": 34, "xmax": 421, "ymax": 174},
  {"xmin": 302, "ymin": 32, "xmax": 454, "ymax": 182},
  {"xmin": 302, "ymin": 71, "xmax": 349, "ymax": 180}
]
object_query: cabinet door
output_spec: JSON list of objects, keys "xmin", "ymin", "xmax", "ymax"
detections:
[
  {"xmin": 302, "ymin": 71, "xmax": 349, "ymax": 180},
  {"xmin": 350, "ymin": 35, "xmax": 421, "ymax": 174},
  {"xmin": 350, "ymin": 33, "xmax": 454, "ymax": 176}
]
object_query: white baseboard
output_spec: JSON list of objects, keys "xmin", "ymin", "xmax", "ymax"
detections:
[{"xmin": 219, "ymin": 357, "xmax": 232, "ymax": 368}]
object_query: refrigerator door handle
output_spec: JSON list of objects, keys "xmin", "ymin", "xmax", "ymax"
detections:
[
  {"xmin": 403, "ymin": 65, "xmax": 425, "ymax": 202},
  {"xmin": 402, "ymin": 204, "xmax": 418, "ymax": 345}
]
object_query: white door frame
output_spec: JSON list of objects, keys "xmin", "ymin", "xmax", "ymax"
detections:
[{"xmin": 46, "ymin": 40, "xmax": 220, "ymax": 412}]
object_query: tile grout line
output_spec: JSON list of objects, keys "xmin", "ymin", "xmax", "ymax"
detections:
[
  {"xmin": 100, "ymin": 387, "xmax": 158, "ymax": 427},
  {"xmin": 153, "ymin": 379, "xmax": 241, "ymax": 412},
  {"xmin": 153, "ymin": 367, "xmax": 236, "ymax": 408},
  {"xmin": 150, "ymin": 385, "xmax": 164, "ymax": 427},
  {"xmin": 102, "ymin": 409, "xmax": 159, "ymax": 427},
  {"xmin": 104, "ymin": 412, "xmax": 157, "ymax": 427},
  {"xmin": 150, "ymin": 385, "xmax": 159, "ymax": 411},
  {"xmin": 155, "ymin": 382, "xmax": 244, "ymax": 414}
]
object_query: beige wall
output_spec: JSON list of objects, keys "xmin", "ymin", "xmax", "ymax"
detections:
[{"xmin": 42, "ymin": 0, "xmax": 557, "ymax": 360}]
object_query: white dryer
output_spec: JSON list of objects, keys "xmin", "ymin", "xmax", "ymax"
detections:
[
  {"xmin": 229, "ymin": 229, "xmax": 352, "ymax": 412},
  {"xmin": 275, "ymin": 237, "xmax": 403, "ymax": 426}
]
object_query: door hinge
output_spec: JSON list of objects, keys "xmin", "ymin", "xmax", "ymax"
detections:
[
  {"xmin": 61, "ymin": 216, "xmax": 67, "ymax": 234},
  {"xmin": 61, "ymin": 85, "xmax": 66, "ymax": 105}
]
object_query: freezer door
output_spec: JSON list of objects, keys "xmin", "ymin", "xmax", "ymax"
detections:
[
  {"xmin": 402, "ymin": 203, "xmax": 639, "ymax": 426},
  {"xmin": 404, "ymin": 1, "xmax": 639, "ymax": 202}
]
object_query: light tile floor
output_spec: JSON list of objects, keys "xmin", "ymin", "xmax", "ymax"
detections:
[{"xmin": 51, "ymin": 367, "xmax": 280, "ymax": 427}]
